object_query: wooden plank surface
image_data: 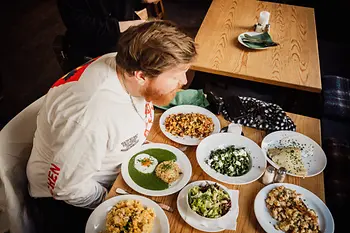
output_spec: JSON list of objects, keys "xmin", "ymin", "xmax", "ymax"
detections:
[
  {"xmin": 106, "ymin": 111, "xmax": 324, "ymax": 233},
  {"xmin": 191, "ymin": 0, "xmax": 321, "ymax": 93}
]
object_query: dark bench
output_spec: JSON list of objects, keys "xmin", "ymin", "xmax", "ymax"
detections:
[{"xmin": 322, "ymin": 75, "xmax": 350, "ymax": 232}]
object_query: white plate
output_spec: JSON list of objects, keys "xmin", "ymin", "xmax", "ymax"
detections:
[
  {"xmin": 238, "ymin": 31, "xmax": 267, "ymax": 50},
  {"xmin": 254, "ymin": 183, "xmax": 334, "ymax": 233},
  {"xmin": 196, "ymin": 133, "xmax": 267, "ymax": 185},
  {"xmin": 159, "ymin": 105, "xmax": 221, "ymax": 146},
  {"xmin": 121, "ymin": 143, "xmax": 192, "ymax": 196},
  {"xmin": 177, "ymin": 180, "xmax": 235, "ymax": 232},
  {"xmin": 261, "ymin": 131, "xmax": 327, "ymax": 177},
  {"xmin": 85, "ymin": 194, "xmax": 170, "ymax": 233}
]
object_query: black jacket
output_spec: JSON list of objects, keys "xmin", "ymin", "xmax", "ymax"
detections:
[{"xmin": 57, "ymin": 0, "xmax": 145, "ymax": 57}]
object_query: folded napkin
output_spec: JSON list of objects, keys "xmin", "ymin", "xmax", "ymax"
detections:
[
  {"xmin": 155, "ymin": 89, "xmax": 209, "ymax": 110},
  {"xmin": 241, "ymin": 32, "xmax": 278, "ymax": 49},
  {"xmin": 184, "ymin": 189, "xmax": 239, "ymax": 230}
]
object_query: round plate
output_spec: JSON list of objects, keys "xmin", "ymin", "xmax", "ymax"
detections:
[
  {"xmin": 261, "ymin": 131, "xmax": 327, "ymax": 177},
  {"xmin": 254, "ymin": 183, "xmax": 334, "ymax": 233},
  {"xmin": 177, "ymin": 180, "xmax": 234, "ymax": 232},
  {"xmin": 196, "ymin": 133, "xmax": 267, "ymax": 185},
  {"xmin": 121, "ymin": 143, "xmax": 192, "ymax": 196},
  {"xmin": 238, "ymin": 31, "xmax": 267, "ymax": 50},
  {"xmin": 85, "ymin": 194, "xmax": 170, "ymax": 233},
  {"xmin": 159, "ymin": 105, "xmax": 221, "ymax": 146}
]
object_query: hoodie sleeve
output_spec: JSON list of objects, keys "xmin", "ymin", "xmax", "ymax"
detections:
[{"xmin": 47, "ymin": 119, "xmax": 109, "ymax": 209}]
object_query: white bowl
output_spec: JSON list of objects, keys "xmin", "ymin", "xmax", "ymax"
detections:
[
  {"xmin": 238, "ymin": 31, "xmax": 268, "ymax": 50},
  {"xmin": 121, "ymin": 143, "xmax": 192, "ymax": 196},
  {"xmin": 261, "ymin": 131, "xmax": 327, "ymax": 177},
  {"xmin": 185, "ymin": 180, "xmax": 232, "ymax": 222},
  {"xmin": 196, "ymin": 133, "xmax": 266, "ymax": 185},
  {"xmin": 159, "ymin": 105, "xmax": 221, "ymax": 146},
  {"xmin": 254, "ymin": 183, "xmax": 334, "ymax": 233},
  {"xmin": 85, "ymin": 195, "xmax": 169, "ymax": 233}
]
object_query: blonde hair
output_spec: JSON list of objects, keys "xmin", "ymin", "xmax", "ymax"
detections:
[{"xmin": 115, "ymin": 20, "xmax": 197, "ymax": 78}]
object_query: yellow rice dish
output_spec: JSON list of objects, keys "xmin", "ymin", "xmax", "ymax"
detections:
[
  {"xmin": 155, "ymin": 160, "xmax": 182, "ymax": 184},
  {"xmin": 104, "ymin": 200, "xmax": 156, "ymax": 233}
]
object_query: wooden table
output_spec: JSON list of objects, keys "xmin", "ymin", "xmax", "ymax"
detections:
[
  {"xmin": 191, "ymin": 0, "xmax": 321, "ymax": 93},
  {"xmin": 106, "ymin": 111, "xmax": 325, "ymax": 233}
]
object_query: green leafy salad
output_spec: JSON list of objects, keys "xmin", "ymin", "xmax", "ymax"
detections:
[
  {"xmin": 188, "ymin": 183, "xmax": 231, "ymax": 218},
  {"xmin": 206, "ymin": 145, "xmax": 251, "ymax": 177}
]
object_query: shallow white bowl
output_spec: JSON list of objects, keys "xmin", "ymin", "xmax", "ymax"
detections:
[{"xmin": 197, "ymin": 133, "xmax": 266, "ymax": 185}]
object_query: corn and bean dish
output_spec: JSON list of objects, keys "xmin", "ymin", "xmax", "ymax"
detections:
[{"xmin": 164, "ymin": 113, "xmax": 214, "ymax": 138}]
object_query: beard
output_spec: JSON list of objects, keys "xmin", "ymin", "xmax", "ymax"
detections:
[{"xmin": 141, "ymin": 82, "xmax": 182, "ymax": 106}]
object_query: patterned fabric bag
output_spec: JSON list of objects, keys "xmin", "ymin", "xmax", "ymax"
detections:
[{"xmin": 220, "ymin": 96, "xmax": 296, "ymax": 132}]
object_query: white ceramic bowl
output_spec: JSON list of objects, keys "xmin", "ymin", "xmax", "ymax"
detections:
[
  {"xmin": 261, "ymin": 131, "xmax": 327, "ymax": 177},
  {"xmin": 121, "ymin": 143, "xmax": 192, "ymax": 196},
  {"xmin": 196, "ymin": 133, "xmax": 266, "ymax": 185},
  {"xmin": 159, "ymin": 105, "xmax": 221, "ymax": 146},
  {"xmin": 254, "ymin": 183, "xmax": 334, "ymax": 233},
  {"xmin": 85, "ymin": 195, "xmax": 170, "ymax": 233},
  {"xmin": 185, "ymin": 180, "xmax": 232, "ymax": 222}
]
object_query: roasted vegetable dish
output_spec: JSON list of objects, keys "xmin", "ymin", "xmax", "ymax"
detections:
[
  {"xmin": 266, "ymin": 186, "xmax": 321, "ymax": 233},
  {"xmin": 164, "ymin": 113, "xmax": 214, "ymax": 138}
]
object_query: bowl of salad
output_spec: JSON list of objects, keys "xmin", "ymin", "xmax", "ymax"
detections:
[
  {"xmin": 186, "ymin": 181, "xmax": 232, "ymax": 220},
  {"xmin": 196, "ymin": 133, "xmax": 267, "ymax": 185}
]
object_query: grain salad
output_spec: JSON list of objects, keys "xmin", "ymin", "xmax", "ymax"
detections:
[{"xmin": 104, "ymin": 200, "xmax": 155, "ymax": 233}]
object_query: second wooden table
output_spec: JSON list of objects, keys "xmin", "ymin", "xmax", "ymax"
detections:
[{"xmin": 191, "ymin": 0, "xmax": 321, "ymax": 93}]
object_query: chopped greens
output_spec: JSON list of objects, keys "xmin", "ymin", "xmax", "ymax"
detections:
[
  {"xmin": 188, "ymin": 183, "xmax": 231, "ymax": 218},
  {"xmin": 206, "ymin": 145, "xmax": 251, "ymax": 176}
]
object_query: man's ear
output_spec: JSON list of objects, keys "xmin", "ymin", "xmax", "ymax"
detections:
[{"xmin": 134, "ymin": 70, "xmax": 146, "ymax": 85}]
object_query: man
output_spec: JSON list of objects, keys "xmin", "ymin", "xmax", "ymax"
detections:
[
  {"xmin": 26, "ymin": 20, "xmax": 196, "ymax": 232},
  {"xmin": 57, "ymin": 0, "xmax": 159, "ymax": 68}
]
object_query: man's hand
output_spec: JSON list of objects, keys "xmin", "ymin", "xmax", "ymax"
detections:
[{"xmin": 119, "ymin": 20, "xmax": 146, "ymax": 33}]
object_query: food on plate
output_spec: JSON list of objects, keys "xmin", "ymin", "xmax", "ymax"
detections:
[
  {"xmin": 128, "ymin": 149, "xmax": 177, "ymax": 190},
  {"xmin": 188, "ymin": 183, "xmax": 231, "ymax": 218},
  {"xmin": 268, "ymin": 147, "xmax": 307, "ymax": 176},
  {"xmin": 164, "ymin": 113, "xmax": 214, "ymax": 138},
  {"xmin": 155, "ymin": 160, "xmax": 182, "ymax": 184},
  {"xmin": 134, "ymin": 154, "xmax": 158, "ymax": 174},
  {"xmin": 265, "ymin": 186, "xmax": 321, "ymax": 233},
  {"xmin": 206, "ymin": 145, "xmax": 251, "ymax": 176},
  {"xmin": 105, "ymin": 200, "xmax": 156, "ymax": 233},
  {"xmin": 278, "ymin": 136, "xmax": 314, "ymax": 158}
]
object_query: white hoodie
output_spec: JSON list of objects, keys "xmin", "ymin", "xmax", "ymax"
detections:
[{"xmin": 26, "ymin": 53, "xmax": 154, "ymax": 208}]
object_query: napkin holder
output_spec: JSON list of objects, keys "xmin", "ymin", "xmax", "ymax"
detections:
[{"xmin": 254, "ymin": 23, "xmax": 270, "ymax": 33}]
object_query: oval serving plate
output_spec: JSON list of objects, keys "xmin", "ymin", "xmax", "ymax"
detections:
[{"xmin": 121, "ymin": 143, "xmax": 192, "ymax": 196}]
